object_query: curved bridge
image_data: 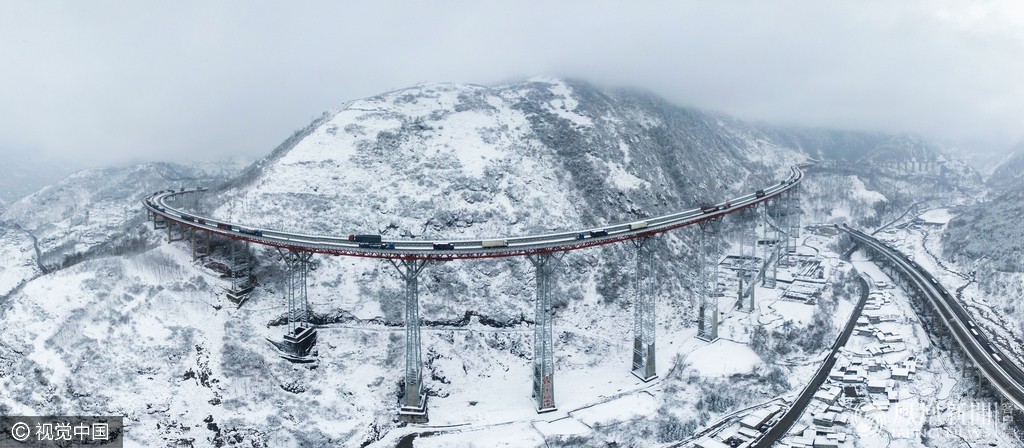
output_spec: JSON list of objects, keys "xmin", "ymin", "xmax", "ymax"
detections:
[
  {"xmin": 141, "ymin": 165, "xmax": 803, "ymax": 421},
  {"xmin": 143, "ymin": 167, "xmax": 803, "ymax": 260},
  {"xmin": 842, "ymin": 226, "xmax": 1024, "ymax": 414}
]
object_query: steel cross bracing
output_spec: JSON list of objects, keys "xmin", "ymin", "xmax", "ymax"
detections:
[
  {"xmin": 142, "ymin": 168, "xmax": 804, "ymax": 261},
  {"xmin": 748, "ymin": 223, "xmax": 758, "ymax": 310},
  {"xmin": 786, "ymin": 187, "xmax": 801, "ymax": 259},
  {"xmin": 226, "ymin": 239, "xmax": 255, "ymax": 305},
  {"xmin": 191, "ymin": 227, "xmax": 210, "ymax": 261},
  {"xmin": 697, "ymin": 217, "xmax": 722, "ymax": 341},
  {"xmin": 631, "ymin": 236, "xmax": 658, "ymax": 381},
  {"xmin": 388, "ymin": 259, "xmax": 429, "ymax": 419},
  {"xmin": 278, "ymin": 249, "xmax": 313, "ymax": 334},
  {"xmin": 527, "ymin": 253, "xmax": 560, "ymax": 412},
  {"xmin": 759, "ymin": 200, "xmax": 771, "ymax": 288},
  {"xmin": 841, "ymin": 226, "xmax": 1024, "ymax": 413},
  {"xmin": 140, "ymin": 166, "xmax": 805, "ymax": 416},
  {"xmin": 761, "ymin": 194, "xmax": 790, "ymax": 288},
  {"xmin": 230, "ymin": 239, "xmax": 251, "ymax": 291},
  {"xmin": 772, "ymin": 194, "xmax": 783, "ymax": 275},
  {"xmin": 762, "ymin": 197, "xmax": 781, "ymax": 288},
  {"xmin": 735, "ymin": 206, "xmax": 760, "ymax": 312},
  {"xmin": 775, "ymin": 192, "xmax": 790, "ymax": 267}
]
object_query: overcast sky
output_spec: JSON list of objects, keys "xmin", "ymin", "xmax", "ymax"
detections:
[{"xmin": 1, "ymin": 1, "xmax": 1022, "ymax": 167}]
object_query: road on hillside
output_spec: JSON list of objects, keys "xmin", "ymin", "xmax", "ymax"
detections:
[
  {"xmin": 751, "ymin": 274, "xmax": 870, "ymax": 447},
  {"xmin": 843, "ymin": 226, "xmax": 1024, "ymax": 412},
  {"xmin": 143, "ymin": 168, "xmax": 803, "ymax": 260}
]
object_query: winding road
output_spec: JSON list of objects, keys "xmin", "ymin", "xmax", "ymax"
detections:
[
  {"xmin": 842, "ymin": 225, "xmax": 1024, "ymax": 411},
  {"xmin": 142, "ymin": 168, "xmax": 803, "ymax": 260}
]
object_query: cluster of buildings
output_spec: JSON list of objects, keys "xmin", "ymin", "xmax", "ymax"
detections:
[
  {"xmin": 692, "ymin": 404, "xmax": 784, "ymax": 448},
  {"xmin": 777, "ymin": 286, "xmax": 919, "ymax": 447}
]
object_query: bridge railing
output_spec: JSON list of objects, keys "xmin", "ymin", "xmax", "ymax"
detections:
[{"xmin": 143, "ymin": 167, "xmax": 802, "ymax": 259}]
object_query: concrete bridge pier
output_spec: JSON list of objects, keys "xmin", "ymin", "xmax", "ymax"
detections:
[
  {"xmin": 167, "ymin": 220, "xmax": 186, "ymax": 243},
  {"xmin": 632, "ymin": 236, "xmax": 658, "ymax": 381},
  {"xmin": 748, "ymin": 219, "xmax": 759, "ymax": 311},
  {"xmin": 389, "ymin": 258, "xmax": 429, "ymax": 422},
  {"xmin": 785, "ymin": 186, "xmax": 801, "ymax": 263},
  {"xmin": 1001, "ymin": 395, "xmax": 1015, "ymax": 424},
  {"xmin": 153, "ymin": 212, "xmax": 167, "ymax": 230},
  {"xmin": 191, "ymin": 227, "xmax": 210, "ymax": 261},
  {"xmin": 527, "ymin": 253, "xmax": 561, "ymax": 412},
  {"xmin": 762, "ymin": 198, "xmax": 779, "ymax": 288},
  {"xmin": 959, "ymin": 346, "xmax": 967, "ymax": 377},
  {"xmin": 950, "ymin": 334, "xmax": 963, "ymax": 371}
]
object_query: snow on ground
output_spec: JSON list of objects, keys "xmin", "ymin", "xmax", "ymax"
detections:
[
  {"xmin": 800, "ymin": 174, "xmax": 888, "ymax": 227},
  {"xmin": 533, "ymin": 76, "xmax": 594, "ymax": 128},
  {"xmin": 0, "ymin": 214, "xmax": 892, "ymax": 447},
  {"xmin": 847, "ymin": 176, "xmax": 886, "ymax": 203},
  {"xmin": 367, "ymin": 233, "xmax": 860, "ymax": 447},
  {"xmin": 916, "ymin": 208, "xmax": 952, "ymax": 225},
  {"xmin": 572, "ymin": 392, "xmax": 657, "ymax": 427},
  {"xmin": 771, "ymin": 247, "xmax": 1017, "ymax": 447},
  {"xmin": 889, "ymin": 221, "xmax": 1024, "ymax": 368},
  {"xmin": 769, "ymin": 301, "xmax": 816, "ymax": 325},
  {"xmin": 532, "ymin": 416, "xmax": 591, "ymax": 437},
  {"xmin": 0, "ymin": 226, "xmax": 39, "ymax": 297},
  {"xmin": 413, "ymin": 422, "xmax": 545, "ymax": 448},
  {"xmin": 688, "ymin": 340, "xmax": 762, "ymax": 377}
]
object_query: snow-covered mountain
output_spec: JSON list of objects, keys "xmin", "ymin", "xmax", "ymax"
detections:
[
  {"xmin": 754, "ymin": 126, "xmax": 955, "ymax": 165},
  {"xmin": 984, "ymin": 140, "xmax": 1024, "ymax": 193},
  {"xmin": 200, "ymin": 78, "xmax": 805, "ymax": 240},
  {"xmin": 0, "ymin": 151, "xmax": 80, "ymax": 205},
  {"xmin": 1, "ymin": 160, "xmax": 249, "ymax": 272},
  {"xmin": 0, "ymin": 77, "xmax": 990, "ymax": 447},
  {"xmin": 940, "ymin": 139, "xmax": 1024, "ymax": 270}
]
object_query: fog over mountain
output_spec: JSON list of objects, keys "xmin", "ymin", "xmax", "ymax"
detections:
[
  {"xmin": 0, "ymin": 77, "xmax": 1006, "ymax": 446},
  {"xmin": 3, "ymin": 4, "xmax": 1024, "ymax": 446},
  {"xmin": 2, "ymin": 2, "xmax": 1022, "ymax": 169}
]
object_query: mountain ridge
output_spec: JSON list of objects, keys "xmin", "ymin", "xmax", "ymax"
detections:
[{"xmin": 0, "ymin": 77, "xmax": 993, "ymax": 447}]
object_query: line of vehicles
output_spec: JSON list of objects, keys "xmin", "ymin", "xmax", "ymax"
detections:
[
  {"xmin": 147, "ymin": 190, "xmax": 266, "ymax": 237},
  {"xmin": 841, "ymin": 224, "xmax": 1023, "ymax": 393},
  {"xmin": 145, "ymin": 167, "xmax": 801, "ymax": 254}
]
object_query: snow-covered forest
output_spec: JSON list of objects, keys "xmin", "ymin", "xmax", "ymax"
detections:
[{"xmin": 0, "ymin": 78, "xmax": 1021, "ymax": 447}]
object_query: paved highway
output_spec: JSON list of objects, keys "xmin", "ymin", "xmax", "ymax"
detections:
[
  {"xmin": 142, "ymin": 167, "xmax": 803, "ymax": 260},
  {"xmin": 751, "ymin": 275, "xmax": 871, "ymax": 447},
  {"xmin": 842, "ymin": 226, "xmax": 1024, "ymax": 411}
]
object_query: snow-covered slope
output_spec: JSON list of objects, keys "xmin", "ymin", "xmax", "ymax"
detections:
[
  {"xmin": 201, "ymin": 78, "xmax": 804, "ymax": 239},
  {"xmin": 753, "ymin": 126, "xmax": 956, "ymax": 165},
  {"xmin": 0, "ymin": 225, "xmax": 38, "ymax": 298},
  {"xmin": 188, "ymin": 77, "xmax": 815, "ymax": 340},
  {"xmin": 0, "ymin": 151, "xmax": 80, "ymax": 205},
  {"xmin": 1, "ymin": 160, "xmax": 248, "ymax": 271},
  {"xmin": 0, "ymin": 77, "xmax": 990, "ymax": 447},
  {"xmin": 985, "ymin": 140, "xmax": 1024, "ymax": 193},
  {"xmin": 942, "ymin": 187, "xmax": 1024, "ymax": 271}
]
